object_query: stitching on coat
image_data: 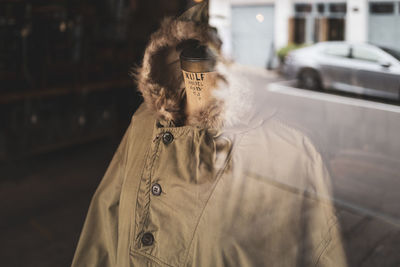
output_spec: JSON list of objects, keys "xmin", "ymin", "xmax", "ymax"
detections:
[
  {"xmin": 141, "ymin": 137, "xmax": 162, "ymax": 234},
  {"xmin": 130, "ymin": 250, "xmax": 175, "ymax": 267},
  {"xmin": 313, "ymin": 217, "xmax": 339, "ymax": 266}
]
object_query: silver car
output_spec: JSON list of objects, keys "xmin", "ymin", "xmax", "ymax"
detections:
[{"xmin": 283, "ymin": 41, "xmax": 400, "ymax": 100}]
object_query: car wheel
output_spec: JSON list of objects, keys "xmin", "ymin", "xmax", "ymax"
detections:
[{"xmin": 298, "ymin": 69, "xmax": 323, "ymax": 91}]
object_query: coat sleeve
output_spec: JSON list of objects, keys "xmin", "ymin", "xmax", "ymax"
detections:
[{"xmin": 71, "ymin": 125, "xmax": 131, "ymax": 267}]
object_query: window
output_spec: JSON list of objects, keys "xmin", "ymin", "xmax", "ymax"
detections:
[
  {"xmin": 324, "ymin": 44, "xmax": 350, "ymax": 57},
  {"xmin": 295, "ymin": 4, "xmax": 312, "ymax": 13},
  {"xmin": 317, "ymin": 4, "xmax": 325, "ymax": 14},
  {"xmin": 370, "ymin": 2, "xmax": 395, "ymax": 14},
  {"xmin": 328, "ymin": 18, "xmax": 345, "ymax": 41},
  {"xmin": 293, "ymin": 17, "xmax": 306, "ymax": 44},
  {"xmin": 352, "ymin": 46, "xmax": 381, "ymax": 62},
  {"xmin": 329, "ymin": 3, "xmax": 347, "ymax": 13}
]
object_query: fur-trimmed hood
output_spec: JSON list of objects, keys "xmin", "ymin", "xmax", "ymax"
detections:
[{"xmin": 134, "ymin": 3, "xmax": 259, "ymax": 129}]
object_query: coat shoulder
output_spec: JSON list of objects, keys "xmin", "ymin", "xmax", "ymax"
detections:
[
  {"xmin": 234, "ymin": 114, "xmax": 330, "ymax": 192},
  {"xmin": 239, "ymin": 114, "xmax": 324, "ymax": 166},
  {"xmin": 130, "ymin": 102, "xmax": 157, "ymax": 127},
  {"xmin": 266, "ymin": 116, "xmax": 324, "ymax": 162}
]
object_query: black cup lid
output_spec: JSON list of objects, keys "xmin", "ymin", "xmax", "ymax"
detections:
[
  {"xmin": 180, "ymin": 45, "xmax": 214, "ymax": 61},
  {"xmin": 180, "ymin": 44, "xmax": 216, "ymax": 72}
]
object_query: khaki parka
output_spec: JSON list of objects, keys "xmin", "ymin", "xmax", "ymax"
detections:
[{"xmin": 72, "ymin": 5, "xmax": 347, "ymax": 267}]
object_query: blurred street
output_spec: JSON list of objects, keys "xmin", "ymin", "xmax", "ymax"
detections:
[
  {"xmin": 265, "ymin": 79, "xmax": 400, "ymax": 267},
  {"xmin": 267, "ymin": 79, "xmax": 400, "ymax": 221}
]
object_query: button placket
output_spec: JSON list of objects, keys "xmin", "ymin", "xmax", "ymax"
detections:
[
  {"xmin": 134, "ymin": 127, "xmax": 163, "ymax": 249},
  {"xmin": 133, "ymin": 126, "xmax": 190, "ymax": 252}
]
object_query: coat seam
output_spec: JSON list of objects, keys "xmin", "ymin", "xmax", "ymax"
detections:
[
  {"xmin": 130, "ymin": 250, "xmax": 175, "ymax": 267},
  {"xmin": 182, "ymin": 133, "xmax": 244, "ymax": 266}
]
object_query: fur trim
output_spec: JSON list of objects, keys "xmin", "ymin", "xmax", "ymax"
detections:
[{"xmin": 134, "ymin": 17, "xmax": 247, "ymax": 129}]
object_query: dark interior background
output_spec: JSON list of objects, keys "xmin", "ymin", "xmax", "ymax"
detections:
[{"xmin": 0, "ymin": 0, "xmax": 203, "ymax": 266}]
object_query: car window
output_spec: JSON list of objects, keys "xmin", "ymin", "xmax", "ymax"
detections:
[
  {"xmin": 323, "ymin": 44, "xmax": 350, "ymax": 57},
  {"xmin": 379, "ymin": 46, "xmax": 400, "ymax": 61},
  {"xmin": 352, "ymin": 46, "xmax": 381, "ymax": 62}
]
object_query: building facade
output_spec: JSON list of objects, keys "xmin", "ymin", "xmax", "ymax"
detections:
[{"xmin": 210, "ymin": 0, "xmax": 400, "ymax": 67}]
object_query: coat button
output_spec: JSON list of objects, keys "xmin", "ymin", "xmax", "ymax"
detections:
[
  {"xmin": 151, "ymin": 183, "xmax": 162, "ymax": 196},
  {"xmin": 162, "ymin": 132, "xmax": 174, "ymax": 145},
  {"xmin": 141, "ymin": 232, "xmax": 154, "ymax": 246}
]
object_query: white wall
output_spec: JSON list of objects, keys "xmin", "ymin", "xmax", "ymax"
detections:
[
  {"xmin": 209, "ymin": 0, "xmax": 233, "ymax": 58},
  {"xmin": 274, "ymin": 0, "xmax": 292, "ymax": 49},
  {"xmin": 346, "ymin": 0, "xmax": 368, "ymax": 43},
  {"xmin": 231, "ymin": 5, "xmax": 276, "ymax": 67},
  {"xmin": 211, "ymin": 0, "xmax": 295, "ymax": 53},
  {"xmin": 210, "ymin": 0, "xmax": 277, "ymax": 58}
]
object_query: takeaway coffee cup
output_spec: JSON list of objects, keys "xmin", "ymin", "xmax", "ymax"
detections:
[{"xmin": 180, "ymin": 44, "xmax": 216, "ymax": 112}]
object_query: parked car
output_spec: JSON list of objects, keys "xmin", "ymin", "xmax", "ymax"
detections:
[{"xmin": 283, "ymin": 41, "xmax": 400, "ymax": 100}]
